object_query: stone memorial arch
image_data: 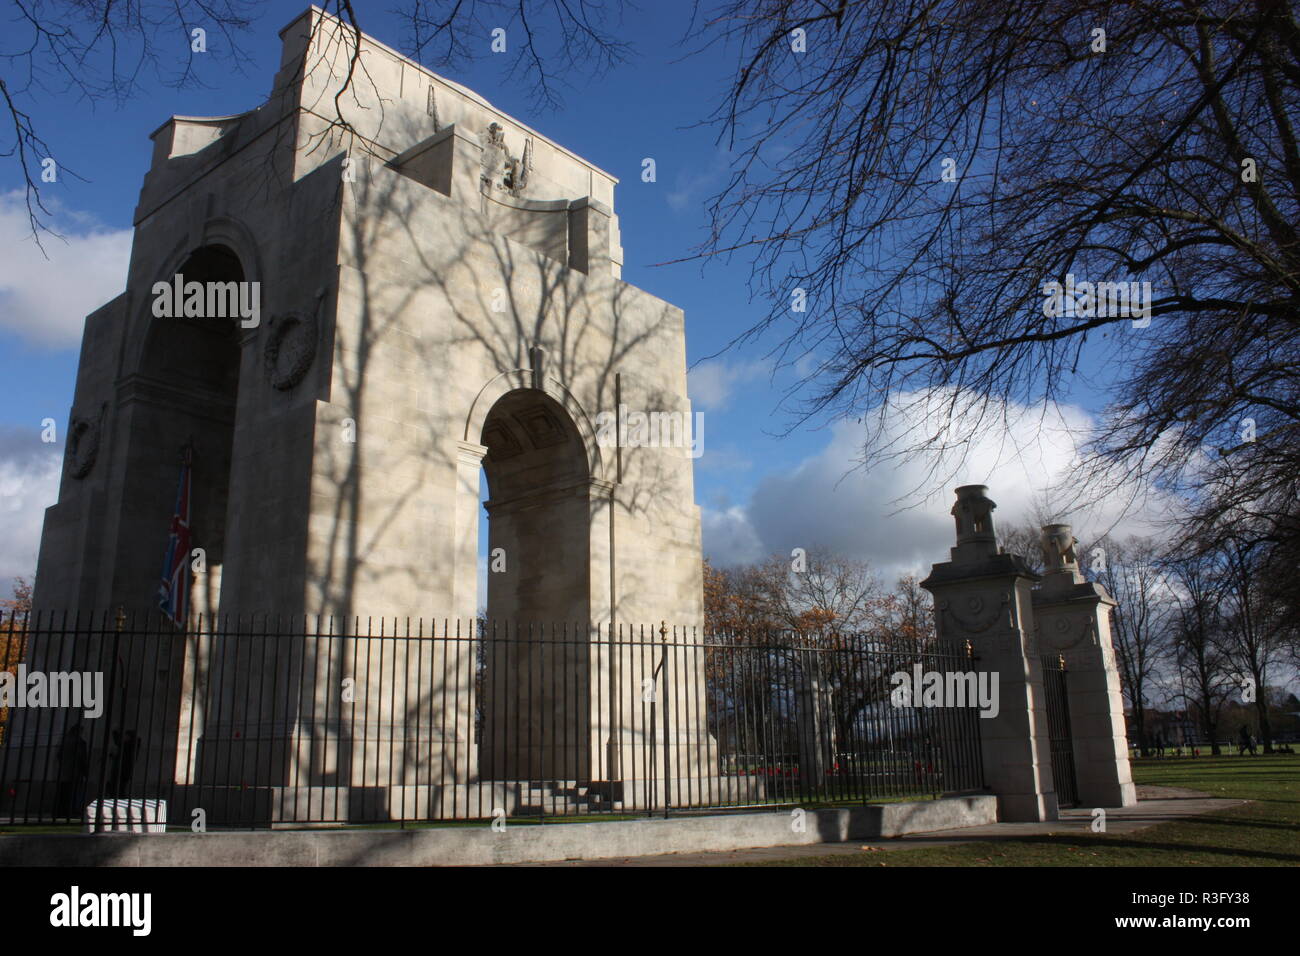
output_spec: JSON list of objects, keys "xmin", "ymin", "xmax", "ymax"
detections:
[{"xmin": 29, "ymin": 7, "xmax": 710, "ymax": 813}]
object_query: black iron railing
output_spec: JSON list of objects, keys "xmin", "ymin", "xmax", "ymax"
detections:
[
  {"xmin": 1039, "ymin": 653, "xmax": 1079, "ymax": 807},
  {"xmin": 0, "ymin": 611, "xmax": 985, "ymax": 829}
]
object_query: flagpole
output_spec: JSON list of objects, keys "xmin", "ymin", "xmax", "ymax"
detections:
[
  {"xmin": 180, "ymin": 438, "xmax": 193, "ymax": 635},
  {"xmin": 158, "ymin": 440, "xmax": 195, "ymax": 633}
]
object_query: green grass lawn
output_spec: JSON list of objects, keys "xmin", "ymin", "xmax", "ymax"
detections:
[{"xmin": 742, "ymin": 754, "xmax": 1300, "ymax": 866}]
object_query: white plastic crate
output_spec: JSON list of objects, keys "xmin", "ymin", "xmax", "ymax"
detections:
[{"xmin": 83, "ymin": 799, "xmax": 167, "ymax": 833}]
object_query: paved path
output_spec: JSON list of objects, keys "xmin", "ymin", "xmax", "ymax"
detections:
[{"xmin": 511, "ymin": 786, "xmax": 1246, "ymax": 866}]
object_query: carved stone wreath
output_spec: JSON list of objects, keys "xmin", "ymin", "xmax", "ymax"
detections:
[
  {"xmin": 1045, "ymin": 614, "xmax": 1097, "ymax": 650},
  {"xmin": 264, "ymin": 312, "xmax": 318, "ymax": 390},
  {"xmin": 66, "ymin": 413, "xmax": 101, "ymax": 479},
  {"xmin": 939, "ymin": 590, "xmax": 1011, "ymax": 635}
]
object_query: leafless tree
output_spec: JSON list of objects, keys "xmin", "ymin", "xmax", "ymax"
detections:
[
  {"xmin": 1212, "ymin": 529, "xmax": 1287, "ymax": 750},
  {"xmin": 704, "ymin": 548, "xmax": 933, "ymax": 781},
  {"xmin": 1162, "ymin": 545, "xmax": 1236, "ymax": 753},
  {"xmin": 995, "ymin": 513, "xmax": 1104, "ymax": 578},
  {"xmin": 1086, "ymin": 536, "xmax": 1171, "ymax": 754},
  {"xmin": 399, "ymin": 0, "xmax": 630, "ymax": 112},
  {"xmin": 760, "ymin": 548, "xmax": 897, "ymax": 769},
  {"xmin": 1252, "ymin": 508, "xmax": 1300, "ymax": 665},
  {"xmin": 688, "ymin": 0, "xmax": 1299, "ymax": 557},
  {"xmin": 998, "ymin": 521, "xmax": 1049, "ymax": 576},
  {"xmin": 2, "ymin": 1, "xmax": 259, "ymax": 240},
  {"xmin": 885, "ymin": 572, "xmax": 936, "ymax": 645},
  {"xmin": 763, "ymin": 546, "xmax": 885, "ymax": 633}
]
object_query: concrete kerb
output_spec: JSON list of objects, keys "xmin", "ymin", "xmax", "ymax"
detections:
[{"xmin": 0, "ymin": 794, "xmax": 997, "ymax": 867}]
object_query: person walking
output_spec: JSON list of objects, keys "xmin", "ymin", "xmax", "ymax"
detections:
[
  {"xmin": 108, "ymin": 728, "xmax": 140, "ymax": 796},
  {"xmin": 56, "ymin": 722, "xmax": 90, "ymax": 820},
  {"xmin": 1239, "ymin": 725, "xmax": 1257, "ymax": 756}
]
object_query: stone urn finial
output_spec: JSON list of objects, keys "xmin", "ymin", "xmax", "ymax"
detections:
[
  {"xmin": 952, "ymin": 485, "xmax": 997, "ymax": 546},
  {"xmin": 1040, "ymin": 523, "xmax": 1079, "ymax": 575}
]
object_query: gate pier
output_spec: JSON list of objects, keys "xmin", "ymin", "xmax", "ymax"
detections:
[
  {"xmin": 921, "ymin": 486, "xmax": 1058, "ymax": 822},
  {"xmin": 1032, "ymin": 525, "xmax": 1137, "ymax": 808},
  {"xmin": 921, "ymin": 489, "xmax": 1137, "ymax": 822}
]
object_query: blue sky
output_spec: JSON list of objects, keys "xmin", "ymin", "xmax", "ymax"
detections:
[{"xmin": 0, "ymin": 1, "xmax": 1147, "ymax": 590}]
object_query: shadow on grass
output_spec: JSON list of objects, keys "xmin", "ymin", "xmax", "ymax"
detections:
[{"xmin": 986, "ymin": 831, "xmax": 1300, "ymax": 864}]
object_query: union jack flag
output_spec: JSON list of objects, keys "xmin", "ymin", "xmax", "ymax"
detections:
[{"xmin": 157, "ymin": 446, "xmax": 193, "ymax": 628}]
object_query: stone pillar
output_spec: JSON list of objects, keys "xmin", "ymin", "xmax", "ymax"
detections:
[
  {"xmin": 1033, "ymin": 525, "xmax": 1137, "ymax": 808},
  {"xmin": 921, "ymin": 485, "xmax": 1058, "ymax": 822},
  {"xmin": 453, "ymin": 440, "xmax": 487, "ymax": 625},
  {"xmin": 796, "ymin": 658, "xmax": 833, "ymax": 788}
]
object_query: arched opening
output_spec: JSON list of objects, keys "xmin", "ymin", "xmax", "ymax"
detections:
[
  {"xmin": 481, "ymin": 388, "xmax": 591, "ymax": 622},
  {"xmin": 478, "ymin": 387, "xmax": 593, "ymax": 781},
  {"xmin": 122, "ymin": 244, "xmax": 245, "ymax": 616},
  {"xmin": 103, "ymin": 244, "xmax": 248, "ymax": 803}
]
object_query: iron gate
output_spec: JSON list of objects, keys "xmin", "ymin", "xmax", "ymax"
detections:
[{"xmin": 1039, "ymin": 653, "xmax": 1079, "ymax": 808}]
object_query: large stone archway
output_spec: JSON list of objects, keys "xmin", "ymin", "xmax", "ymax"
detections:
[
  {"xmin": 29, "ymin": 8, "xmax": 708, "ymax": 816},
  {"xmin": 476, "ymin": 387, "xmax": 599, "ymax": 780}
]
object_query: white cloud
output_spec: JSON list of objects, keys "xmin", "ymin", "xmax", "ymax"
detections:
[
  {"xmin": 688, "ymin": 357, "xmax": 770, "ymax": 412},
  {"xmin": 700, "ymin": 505, "xmax": 764, "ymax": 566},
  {"xmin": 665, "ymin": 149, "xmax": 733, "ymax": 213},
  {"xmin": 702, "ymin": 388, "xmax": 1172, "ymax": 579},
  {"xmin": 0, "ymin": 428, "xmax": 61, "ymax": 588},
  {"xmin": 0, "ymin": 190, "xmax": 132, "ymax": 348}
]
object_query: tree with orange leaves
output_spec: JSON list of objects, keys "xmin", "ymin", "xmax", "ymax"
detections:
[
  {"xmin": 702, "ymin": 549, "xmax": 939, "ymax": 784},
  {"xmin": 0, "ymin": 577, "xmax": 32, "ymax": 747}
]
